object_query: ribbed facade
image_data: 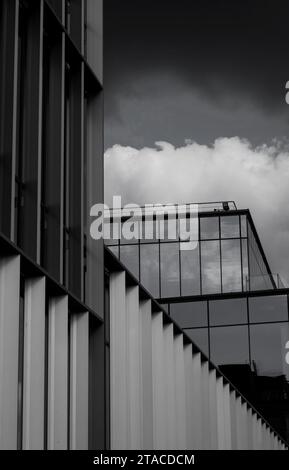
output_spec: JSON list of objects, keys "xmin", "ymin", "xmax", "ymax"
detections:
[{"xmin": 106, "ymin": 249, "xmax": 287, "ymax": 450}]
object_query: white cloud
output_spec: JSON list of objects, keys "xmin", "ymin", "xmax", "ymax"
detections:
[{"xmin": 104, "ymin": 137, "xmax": 289, "ymax": 284}]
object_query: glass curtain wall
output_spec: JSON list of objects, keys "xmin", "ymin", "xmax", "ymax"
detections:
[{"xmin": 106, "ymin": 211, "xmax": 275, "ymax": 298}]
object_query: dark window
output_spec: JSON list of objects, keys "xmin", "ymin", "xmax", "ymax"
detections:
[
  {"xmin": 0, "ymin": 0, "xmax": 17, "ymax": 237},
  {"xmin": 250, "ymin": 323, "xmax": 289, "ymax": 378},
  {"xmin": 63, "ymin": 47, "xmax": 83, "ymax": 299},
  {"xmin": 41, "ymin": 23, "xmax": 64, "ymax": 282},
  {"xmin": 160, "ymin": 242, "xmax": 180, "ymax": 297},
  {"xmin": 210, "ymin": 325, "xmax": 250, "ymax": 366},
  {"xmin": 170, "ymin": 301, "xmax": 207, "ymax": 328},
  {"xmin": 140, "ymin": 244, "xmax": 160, "ymax": 298},
  {"xmin": 184, "ymin": 328, "xmax": 209, "ymax": 356},
  {"xmin": 46, "ymin": 0, "xmax": 63, "ymax": 21},
  {"xmin": 209, "ymin": 298, "xmax": 247, "ymax": 326},
  {"xmin": 249, "ymin": 296, "xmax": 288, "ymax": 323},
  {"xmin": 120, "ymin": 245, "xmax": 139, "ymax": 279},
  {"xmin": 66, "ymin": 0, "xmax": 83, "ymax": 51}
]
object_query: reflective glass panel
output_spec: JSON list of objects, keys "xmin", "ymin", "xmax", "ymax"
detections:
[
  {"xmin": 210, "ymin": 325, "xmax": 250, "ymax": 366},
  {"xmin": 250, "ymin": 323, "xmax": 289, "ymax": 379},
  {"xmin": 140, "ymin": 219, "xmax": 158, "ymax": 243},
  {"xmin": 160, "ymin": 243, "xmax": 180, "ymax": 297},
  {"xmin": 120, "ymin": 219, "xmax": 140, "ymax": 244},
  {"xmin": 241, "ymin": 215, "xmax": 247, "ymax": 238},
  {"xmin": 170, "ymin": 301, "xmax": 207, "ymax": 328},
  {"xmin": 178, "ymin": 214, "xmax": 199, "ymax": 242},
  {"xmin": 160, "ymin": 216, "xmax": 178, "ymax": 242},
  {"xmin": 200, "ymin": 217, "xmax": 219, "ymax": 240},
  {"xmin": 220, "ymin": 215, "xmax": 240, "ymax": 238},
  {"xmin": 183, "ymin": 328, "xmax": 209, "ymax": 356},
  {"xmin": 209, "ymin": 298, "xmax": 247, "ymax": 326},
  {"xmin": 221, "ymin": 239, "xmax": 242, "ymax": 292},
  {"xmin": 180, "ymin": 244, "xmax": 201, "ymax": 295},
  {"xmin": 249, "ymin": 295, "xmax": 288, "ymax": 323},
  {"xmin": 120, "ymin": 245, "xmax": 139, "ymax": 279},
  {"xmin": 140, "ymin": 244, "xmax": 160, "ymax": 298},
  {"xmin": 242, "ymin": 239, "xmax": 249, "ymax": 291},
  {"xmin": 107, "ymin": 220, "xmax": 120, "ymax": 245},
  {"xmin": 201, "ymin": 240, "xmax": 221, "ymax": 294}
]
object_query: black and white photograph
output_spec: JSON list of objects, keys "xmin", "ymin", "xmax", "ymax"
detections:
[{"xmin": 0, "ymin": 0, "xmax": 289, "ymax": 459}]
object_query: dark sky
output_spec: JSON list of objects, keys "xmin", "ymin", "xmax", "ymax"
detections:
[{"xmin": 104, "ymin": 0, "xmax": 289, "ymax": 149}]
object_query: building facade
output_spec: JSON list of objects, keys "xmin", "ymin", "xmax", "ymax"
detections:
[
  {"xmin": 106, "ymin": 203, "xmax": 279, "ymax": 300},
  {"xmin": 0, "ymin": 2, "xmax": 287, "ymax": 451},
  {"xmin": 106, "ymin": 202, "xmax": 289, "ymax": 443},
  {"xmin": 105, "ymin": 247, "xmax": 287, "ymax": 450},
  {"xmin": 0, "ymin": 0, "xmax": 105, "ymax": 450}
]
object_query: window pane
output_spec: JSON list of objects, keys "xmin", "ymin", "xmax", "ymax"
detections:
[
  {"xmin": 184, "ymin": 328, "xmax": 209, "ymax": 356},
  {"xmin": 120, "ymin": 220, "xmax": 140, "ymax": 244},
  {"xmin": 241, "ymin": 215, "xmax": 247, "ymax": 237},
  {"xmin": 250, "ymin": 323, "xmax": 289, "ymax": 379},
  {"xmin": 209, "ymin": 298, "xmax": 247, "ymax": 326},
  {"xmin": 160, "ymin": 216, "xmax": 178, "ymax": 242},
  {"xmin": 210, "ymin": 326, "xmax": 249, "ymax": 366},
  {"xmin": 200, "ymin": 217, "xmax": 219, "ymax": 240},
  {"xmin": 242, "ymin": 239, "xmax": 249, "ymax": 291},
  {"xmin": 170, "ymin": 301, "xmax": 207, "ymax": 328},
  {"xmin": 220, "ymin": 215, "xmax": 240, "ymax": 238},
  {"xmin": 221, "ymin": 239, "xmax": 242, "ymax": 292},
  {"xmin": 249, "ymin": 295, "xmax": 288, "ymax": 323},
  {"xmin": 120, "ymin": 245, "xmax": 139, "ymax": 279},
  {"xmin": 140, "ymin": 219, "xmax": 158, "ymax": 243},
  {"xmin": 201, "ymin": 240, "xmax": 221, "ymax": 294},
  {"xmin": 248, "ymin": 224, "xmax": 274, "ymax": 290},
  {"xmin": 180, "ymin": 244, "xmax": 200, "ymax": 295},
  {"xmin": 160, "ymin": 243, "xmax": 180, "ymax": 297},
  {"xmin": 178, "ymin": 214, "xmax": 199, "ymax": 242},
  {"xmin": 140, "ymin": 244, "xmax": 160, "ymax": 298},
  {"xmin": 106, "ymin": 220, "xmax": 120, "ymax": 245}
]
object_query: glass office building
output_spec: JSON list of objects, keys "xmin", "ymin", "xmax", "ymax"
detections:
[{"xmin": 106, "ymin": 202, "xmax": 282, "ymax": 299}]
